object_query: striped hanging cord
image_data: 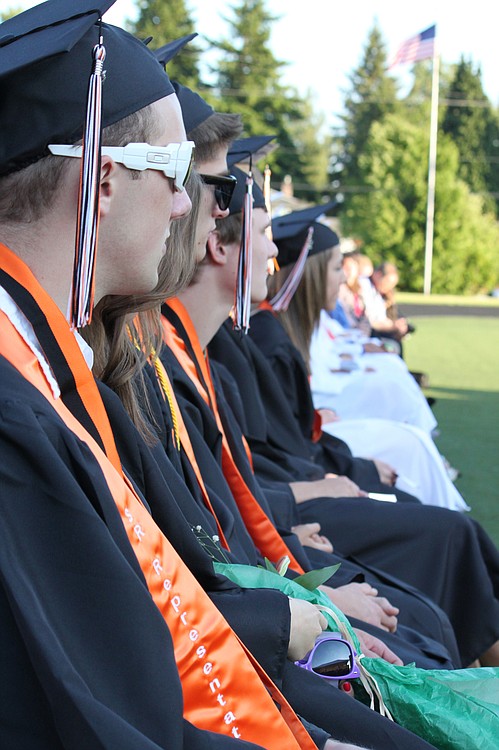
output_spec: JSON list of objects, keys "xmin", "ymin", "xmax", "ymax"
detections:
[
  {"xmin": 70, "ymin": 32, "xmax": 106, "ymax": 329},
  {"xmin": 269, "ymin": 226, "xmax": 314, "ymax": 312},
  {"xmin": 234, "ymin": 172, "xmax": 254, "ymax": 333}
]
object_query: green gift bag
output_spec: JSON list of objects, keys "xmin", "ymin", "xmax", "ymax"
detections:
[
  {"xmin": 361, "ymin": 658, "xmax": 499, "ymax": 750},
  {"xmin": 214, "ymin": 561, "xmax": 499, "ymax": 750}
]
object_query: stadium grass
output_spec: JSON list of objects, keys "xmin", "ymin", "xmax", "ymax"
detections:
[{"xmin": 402, "ymin": 311, "xmax": 499, "ymax": 545}]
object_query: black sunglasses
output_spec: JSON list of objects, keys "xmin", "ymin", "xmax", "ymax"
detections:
[{"xmin": 199, "ymin": 173, "xmax": 237, "ymax": 211}]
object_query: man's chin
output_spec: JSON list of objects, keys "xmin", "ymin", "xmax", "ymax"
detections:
[{"xmin": 250, "ymin": 289, "xmax": 267, "ymax": 306}]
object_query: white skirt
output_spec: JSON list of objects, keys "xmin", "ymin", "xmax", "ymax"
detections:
[{"xmin": 323, "ymin": 418, "xmax": 470, "ymax": 512}]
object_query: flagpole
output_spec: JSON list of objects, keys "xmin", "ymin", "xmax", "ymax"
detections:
[{"xmin": 423, "ymin": 49, "xmax": 440, "ymax": 295}]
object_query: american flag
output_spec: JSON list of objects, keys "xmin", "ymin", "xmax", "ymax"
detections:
[{"xmin": 390, "ymin": 25, "xmax": 436, "ymax": 68}]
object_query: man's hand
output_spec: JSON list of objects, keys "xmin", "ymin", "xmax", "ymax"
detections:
[
  {"xmin": 287, "ymin": 598, "xmax": 328, "ymax": 661},
  {"xmin": 318, "ymin": 408, "xmax": 341, "ymax": 425},
  {"xmin": 394, "ymin": 317, "xmax": 409, "ymax": 339},
  {"xmin": 320, "ymin": 583, "xmax": 399, "ymax": 633},
  {"xmin": 372, "ymin": 459, "xmax": 398, "ymax": 486},
  {"xmin": 354, "ymin": 628, "xmax": 403, "ymax": 665},
  {"xmin": 291, "ymin": 523, "xmax": 334, "ymax": 553},
  {"xmin": 290, "ymin": 475, "xmax": 368, "ymax": 503}
]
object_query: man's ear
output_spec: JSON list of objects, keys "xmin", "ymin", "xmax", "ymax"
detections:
[
  {"xmin": 99, "ymin": 155, "xmax": 117, "ymax": 218},
  {"xmin": 206, "ymin": 230, "xmax": 232, "ymax": 266}
]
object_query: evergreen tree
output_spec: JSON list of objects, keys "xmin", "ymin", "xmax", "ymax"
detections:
[
  {"xmin": 286, "ymin": 91, "xmax": 333, "ymax": 199},
  {"xmin": 442, "ymin": 58, "xmax": 499, "ymax": 212},
  {"xmin": 342, "ymin": 113, "xmax": 499, "ymax": 294},
  {"xmin": 332, "ymin": 23, "xmax": 399, "ymax": 193},
  {"xmin": 209, "ymin": 0, "xmax": 311, "ymax": 192},
  {"xmin": 129, "ymin": 0, "xmax": 202, "ymax": 90},
  {"xmin": 0, "ymin": 6, "xmax": 24, "ymax": 21}
]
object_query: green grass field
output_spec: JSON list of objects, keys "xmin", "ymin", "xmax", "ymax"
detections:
[{"xmin": 403, "ymin": 311, "xmax": 499, "ymax": 545}]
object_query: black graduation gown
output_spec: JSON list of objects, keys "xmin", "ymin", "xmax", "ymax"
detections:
[
  {"xmin": 0, "ymin": 356, "xmax": 264, "ymax": 750},
  {"xmin": 98, "ymin": 368, "xmax": 440, "ymax": 750},
  {"xmin": 210, "ymin": 317, "xmax": 417, "ymax": 503},
  {"xmin": 0, "ymin": 265, "xmax": 436, "ymax": 750},
  {"xmin": 206, "ymin": 327, "xmax": 464, "ymax": 659},
  {"xmin": 155, "ymin": 338, "xmax": 459, "ymax": 670},
  {"xmin": 240, "ymin": 311, "xmax": 499, "ymax": 666}
]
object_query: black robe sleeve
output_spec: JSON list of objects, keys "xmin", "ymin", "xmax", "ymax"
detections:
[{"xmin": 219, "ymin": 314, "xmax": 419, "ymax": 499}]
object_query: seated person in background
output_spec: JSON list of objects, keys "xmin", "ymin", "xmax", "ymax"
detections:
[
  {"xmin": 336, "ymin": 252, "xmax": 371, "ymax": 336},
  {"xmin": 359, "ymin": 261, "xmax": 411, "ymax": 350},
  {"xmin": 356, "ymin": 253, "xmax": 374, "ymax": 279},
  {"xmin": 257, "ymin": 211, "xmax": 468, "ymax": 512},
  {"xmin": 309, "ymin": 306, "xmax": 436, "ymax": 433},
  {"xmin": 272, "ymin": 233, "xmax": 437, "ymax": 434}
]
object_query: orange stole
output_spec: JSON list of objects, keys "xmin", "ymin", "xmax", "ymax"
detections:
[
  {"xmin": 163, "ymin": 298, "xmax": 305, "ymax": 575},
  {"xmin": 0, "ymin": 285, "xmax": 315, "ymax": 749}
]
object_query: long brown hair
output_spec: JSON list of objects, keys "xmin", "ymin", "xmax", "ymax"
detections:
[
  {"xmin": 267, "ymin": 248, "xmax": 332, "ymax": 372},
  {"xmin": 81, "ymin": 170, "xmax": 203, "ymax": 442}
]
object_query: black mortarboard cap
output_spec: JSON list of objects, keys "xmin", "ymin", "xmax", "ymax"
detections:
[
  {"xmin": 272, "ymin": 201, "xmax": 340, "ymax": 267},
  {"xmin": 228, "ymin": 166, "xmax": 266, "ymax": 215},
  {"xmin": 226, "ymin": 135, "xmax": 276, "ymax": 215},
  {"xmin": 171, "ymin": 81, "xmax": 214, "ymax": 135},
  {"xmin": 227, "ymin": 135, "xmax": 277, "ymax": 169},
  {"xmin": 0, "ymin": 0, "xmax": 173, "ymax": 175},
  {"xmin": 154, "ymin": 32, "xmax": 197, "ymax": 67}
]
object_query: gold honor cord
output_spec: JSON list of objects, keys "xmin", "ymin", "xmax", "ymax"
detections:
[
  {"xmin": 127, "ymin": 323, "xmax": 181, "ymax": 452},
  {"xmin": 153, "ymin": 351, "xmax": 181, "ymax": 451}
]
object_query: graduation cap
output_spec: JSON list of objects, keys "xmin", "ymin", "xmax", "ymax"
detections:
[
  {"xmin": 227, "ymin": 135, "xmax": 277, "ymax": 169},
  {"xmin": 153, "ymin": 35, "xmax": 215, "ymax": 137},
  {"xmin": 157, "ymin": 53, "xmax": 213, "ymax": 139},
  {"xmin": 0, "ymin": 0, "xmax": 173, "ymax": 328},
  {"xmin": 227, "ymin": 165, "xmax": 266, "ymax": 216},
  {"xmin": 0, "ymin": 0, "xmax": 173, "ymax": 175},
  {"xmin": 171, "ymin": 81, "xmax": 214, "ymax": 135},
  {"xmin": 226, "ymin": 135, "xmax": 276, "ymax": 215},
  {"xmin": 154, "ymin": 32, "xmax": 197, "ymax": 66},
  {"xmin": 272, "ymin": 200, "xmax": 341, "ymax": 266},
  {"xmin": 269, "ymin": 201, "xmax": 340, "ymax": 312}
]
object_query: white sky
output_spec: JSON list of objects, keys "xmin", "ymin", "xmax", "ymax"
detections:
[{"xmin": 4, "ymin": 0, "xmax": 499, "ymax": 129}]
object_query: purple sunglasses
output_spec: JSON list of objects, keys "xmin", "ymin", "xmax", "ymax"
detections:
[{"xmin": 295, "ymin": 632, "xmax": 360, "ymax": 681}]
